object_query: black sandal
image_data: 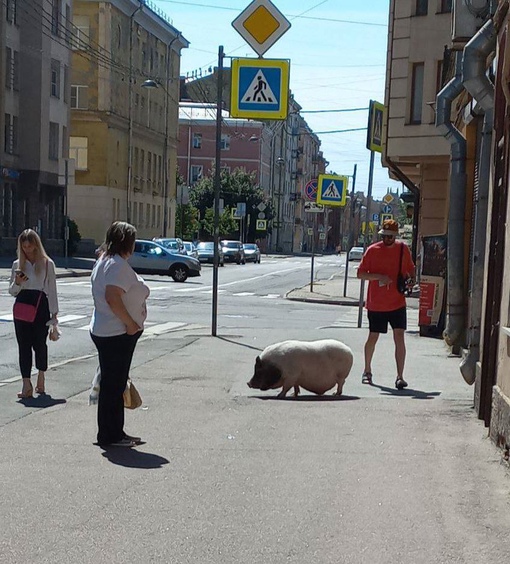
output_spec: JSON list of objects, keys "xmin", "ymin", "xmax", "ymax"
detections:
[
  {"xmin": 362, "ymin": 372, "xmax": 372, "ymax": 385},
  {"xmin": 395, "ymin": 378, "xmax": 408, "ymax": 390}
]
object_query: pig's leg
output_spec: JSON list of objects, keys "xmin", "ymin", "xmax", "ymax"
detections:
[
  {"xmin": 334, "ymin": 377, "xmax": 345, "ymax": 396},
  {"xmin": 277, "ymin": 383, "xmax": 292, "ymax": 398}
]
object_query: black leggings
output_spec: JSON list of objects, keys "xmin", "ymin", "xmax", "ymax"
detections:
[
  {"xmin": 14, "ymin": 292, "xmax": 50, "ymax": 378},
  {"xmin": 91, "ymin": 331, "xmax": 141, "ymax": 445}
]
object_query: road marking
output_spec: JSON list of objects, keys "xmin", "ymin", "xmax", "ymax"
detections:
[
  {"xmin": 260, "ymin": 294, "xmax": 280, "ymax": 299},
  {"xmin": 58, "ymin": 280, "xmax": 91, "ymax": 286},
  {"xmin": 56, "ymin": 314, "xmax": 88, "ymax": 324},
  {"xmin": 232, "ymin": 292, "xmax": 255, "ymax": 296}
]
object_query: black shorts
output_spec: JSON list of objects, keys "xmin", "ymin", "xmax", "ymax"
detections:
[{"xmin": 368, "ymin": 307, "xmax": 407, "ymax": 334}]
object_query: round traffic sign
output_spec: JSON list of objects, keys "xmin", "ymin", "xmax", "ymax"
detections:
[
  {"xmin": 304, "ymin": 179, "xmax": 318, "ymax": 201},
  {"xmin": 258, "ymin": 212, "xmax": 265, "ymax": 219}
]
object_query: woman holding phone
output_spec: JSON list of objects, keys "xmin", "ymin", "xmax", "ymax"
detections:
[{"xmin": 9, "ymin": 229, "xmax": 58, "ymax": 399}]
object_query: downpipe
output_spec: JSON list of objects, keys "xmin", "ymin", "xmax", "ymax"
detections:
[
  {"xmin": 436, "ymin": 52, "xmax": 467, "ymax": 349},
  {"xmin": 459, "ymin": 18, "xmax": 497, "ymax": 384}
]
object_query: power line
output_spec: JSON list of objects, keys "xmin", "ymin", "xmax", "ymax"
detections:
[
  {"xmin": 301, "ymin": 107, "xmax": 368, "ymax": 114},
  {"xmin": 314, "ymin": 127, "xmax": 366, "ymax": 134},
  {"xmin": 156, "ymin": 0, "xmax": 387, "ymax": 26}
]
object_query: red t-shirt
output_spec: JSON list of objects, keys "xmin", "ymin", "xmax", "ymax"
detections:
[{"xmin": 358, "ymin": 241, "xmax": 415, "ymax": 312}]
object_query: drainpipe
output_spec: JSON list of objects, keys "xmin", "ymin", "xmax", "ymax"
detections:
[
  {"xmin": 459, "ymin": 18, "xmax": 497, "ymax": 384},
  {"xmin": 436, "ymin": 51, "xmax": 467, "ymax": 349}
]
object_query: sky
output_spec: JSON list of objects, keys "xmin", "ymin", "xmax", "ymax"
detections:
[{"xmin": 152, "ymin": 0, "xmax": 402, "ymax": 199}]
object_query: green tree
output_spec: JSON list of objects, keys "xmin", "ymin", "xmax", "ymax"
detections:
[
  {"xmin": 200, "ymin": 207, "xmax": 238, "ymax": 239},
  {"xmin": 175, "ymin": 204, "xmax": 200, "ymax": 241},
  {"xmin": 64, "ymin": 217, "xmax": 81, "ymax": 256},
  {"xmin": 189, "ymin": 167, "xmax": 272, "ymax": 241}
]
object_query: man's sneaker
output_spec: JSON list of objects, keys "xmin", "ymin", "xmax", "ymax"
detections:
[
  {"xmin": 123, "ymin": 433, "xmax": 142, "ymax": 444},
  {"xmin": 395, "ymin": 378, "xmax": 408, "ymax": 390}
]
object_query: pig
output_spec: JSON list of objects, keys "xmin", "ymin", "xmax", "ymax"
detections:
[{"xmin": 247, "ymin": 339, "xmax": 353, "ymax": 398}]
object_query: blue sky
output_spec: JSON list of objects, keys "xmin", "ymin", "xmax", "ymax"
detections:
[{"xmin": 153, "ymin": 0, "xmax": 401, "ymax": 199}]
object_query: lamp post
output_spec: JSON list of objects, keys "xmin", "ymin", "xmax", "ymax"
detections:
[
  {"xmin": 275, "ymin": 156, "xmax": 284, "ymax": 252},
  {"xmin": 126, "ymin": 3, "xmax": 143, "ymax": 224}
]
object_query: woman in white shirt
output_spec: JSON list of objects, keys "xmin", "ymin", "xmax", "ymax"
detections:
[
  {"xmin": 90, "ymin": 221, "xmax": 149, "ymax": 448},
  {"xmin": 9, "ymin": 229, "xmax": 58, "ymax": 399}
]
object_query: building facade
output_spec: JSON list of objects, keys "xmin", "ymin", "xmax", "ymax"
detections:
[
  {"xmin": 69, "ymin": 0, "xmax": 188, "ymax": 245},
  {"xmin": 1, "ymin": 0, "xmax": 72, "ymax": 255}
]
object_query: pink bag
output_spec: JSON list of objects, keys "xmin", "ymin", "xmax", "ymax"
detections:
[{"xmin": 13, "ymin": 292, "xmax": 43, "ymax": 322}]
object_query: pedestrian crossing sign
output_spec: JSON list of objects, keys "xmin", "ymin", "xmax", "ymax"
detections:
[
  {"xmin": 366, "ymin": 100, "xmax": 385, "ymax": 153},
  {"xmin": 316, "ymin": 174, "xmax": 348, "ymax": 207},
  {"xmin": 230, "ymin": 58, "xmax": 290, "ymax": 120}
]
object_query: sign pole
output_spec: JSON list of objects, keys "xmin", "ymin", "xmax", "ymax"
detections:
[
  {"xmin": 343, "ymin": 163, "xmax": 357, "ymax": 297},
  {"xmin": 310, "ymin": 226, "xmax": 315, "ymax": 292},
  {"xmin": 212, "ymin": 45, "xmax": 224, "ymax": 337},
  {"xmin": 357, "ymin": 151, "xmax": 375, "ymax": 328}
]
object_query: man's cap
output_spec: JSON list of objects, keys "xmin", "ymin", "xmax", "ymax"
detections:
[{"xmin": 378, "ymin": 219, "xmax": 399, "ymax": 236}]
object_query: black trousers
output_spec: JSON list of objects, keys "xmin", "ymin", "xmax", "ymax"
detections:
[
  {"xmin": 91, "ymin": 331, "xmax": 141, "ymax": 445},
  {"xmin": 13, "ymin": 292, "xmax": 50, "ymax": 379}
]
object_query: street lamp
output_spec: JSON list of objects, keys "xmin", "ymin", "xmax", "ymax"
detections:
[{"xmin": 275, "ymin": 156, "xmax": 285, "ymax": 252}]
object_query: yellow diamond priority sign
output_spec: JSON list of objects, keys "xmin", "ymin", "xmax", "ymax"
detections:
[{"xmin": 232, "ymin": 0, "xmax": 291, "ymax": 57}]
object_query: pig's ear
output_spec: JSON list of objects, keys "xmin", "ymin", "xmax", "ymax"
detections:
[{"xmin": 255, "ymin": 355, "xmax": 262, "ymax": 366}]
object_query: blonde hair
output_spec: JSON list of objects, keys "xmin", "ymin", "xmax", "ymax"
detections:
[{"xmin": 17, "ymin": 229, "xmax": 49, "ymax": 272}]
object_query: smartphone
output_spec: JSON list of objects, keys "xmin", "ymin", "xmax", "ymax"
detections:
[{"xmin": 15, "ymin": 269, "xmax": 28, "ymax": 281}]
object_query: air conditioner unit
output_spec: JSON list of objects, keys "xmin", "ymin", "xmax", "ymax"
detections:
[{"xmin": 452, "ymin": 0, "xmax": 490, "ymax": 44}]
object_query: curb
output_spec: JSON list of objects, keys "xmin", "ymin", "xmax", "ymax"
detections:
[{"xmin": 285, "ymin": 289, "xmax": 362, "ymax": 307}]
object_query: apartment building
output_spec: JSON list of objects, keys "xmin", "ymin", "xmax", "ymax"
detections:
[
  {"xmin": 69, "ymin": 0, "xmax": 188, "ymax": 244},
  {"xmin": 1, "ymin": 0, "xmax": 72, "ymax": 255}
]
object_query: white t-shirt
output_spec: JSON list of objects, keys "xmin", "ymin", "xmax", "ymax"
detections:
[{"xmin": 90, "ymin": 254, "xmax": 150, "ymax": 337}]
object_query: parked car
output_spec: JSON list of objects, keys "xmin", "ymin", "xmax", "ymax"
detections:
[
  {"xmin": 196, "ymin": 241, "xmax": 224, "ymax": 266},
  {"xmin": 243, "ymin": 243, "xmax": 261, "ymax": 263},
  {"xmin": 221, "ymin": 240, "xmax": 245, "ymax": 264},
  {"xmin": 348, "ymin": 246, "xmax": 364, "ymax": 261},
  {"xmin": 129, "ymin": 240, "xmax": 201, "ymax": 282},
  {"xmin": 183, "ymin": 241, "xmax": 199, "ymax": 259},
  {"xmin": 153, "ymin": 237, "xmax": 186, "ymax": 254}
]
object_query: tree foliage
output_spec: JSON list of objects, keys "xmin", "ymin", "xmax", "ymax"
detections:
[
  {"xmin": 189, "ymin": 167, "xmax": 273, "ymax": 241},
  {"xmin": 175, "ymin": 204, "xmax": 201, "ymax": 241}
]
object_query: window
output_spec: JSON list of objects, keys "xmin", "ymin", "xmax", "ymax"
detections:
[
  {"xmin": 5, "ymin": 48, "xmax": 12, "ymax": 89},
  {"xmin": 72, "ymin": 16, "xmax": 90, "ymax": 50},
  {"xmin": 191, "ymin": 165, "xmax": 203, "ymax": 183},
  {"xmin": 6, "ymin": 0, "xmax": 17, "ymax": 24},
  {"xmin": 51, "ymin": 0, "xmax": 61, "ymax": 36},
  {"xmin": 51, "ymin": 59, "xmax": 60, "ymax": 98},
  {"xmin": 415, "ymin": 0, "xmax": 427, "ymax": 15},
  {"xmin": 220, "ymin": 134, "xmax": 230, "ymax": 150},
  {"xmin": 133, "ymin": 202, "xmax": 138, "ymax": 226},
  {"xmin": 69, "ymin": 136, "xmax": 88, "ymax": 170},
  {"xmin": 49, "ymin": 122, "xmax": 59, "ymax": 160},
  {"xmin": 410, "ymin": 63, "xmax": 425, "ymax": 124},
  {"xmin": 152, "ymin": 204, "xmax": 156, "ymax": 228},
  {"xmin": 4, "ymin": 113, "xmax": 18, "ymax": 154},
  {"xmin": 63, "ymin": 66, "xmax": 69, "ymax": 103},
  {"xmin": 440, "ymin": 0, "xmax": 452, "ymax": 13},
  {"xmin": 70, "ymin": 85, "xmax": 88, "ymax": 109},
  {"xmin": 193, "ymin": 133, "xmax": 202, "ymax": 149},
  {"xmin": 62, "ymin": 125, "xmax": 68, "ymax": 158}
]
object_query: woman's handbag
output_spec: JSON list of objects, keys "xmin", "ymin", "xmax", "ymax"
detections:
[
  {"xmin": 123, "ymin": 379, "xmax": 142, "ymax": 409},
  {"xmin": 12, "ymin": 260, "xmax": 48, "ymax": 322},
  {"xmin": 13, "ymin": 291, "xmax": 43, "ymax": 322}
]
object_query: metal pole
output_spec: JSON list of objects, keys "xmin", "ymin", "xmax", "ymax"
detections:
[
  {"xmin": 212, "ymin": 46, "xmax": 224, "ymax": 337},
  {"xmin": 343, "ymin": 163, "xmax": 357, "ymax": 297},
  {"xmin": 64, "ymin": 159, "xmax": 69, "ymax": 263},
  {"xmin": 126, "ymin": 4, "xmax": 142, "ymax": 223},
  {"xmin": 357, "ymin": 151, "xmax": 375, "ymax": 328},
  {"xmin": 310, "ymin": 226, "xmax": 315, "ymax": 292},
  {"xmin": 162, "ymin": 43, "xmax": 170, "ymax": 237}
]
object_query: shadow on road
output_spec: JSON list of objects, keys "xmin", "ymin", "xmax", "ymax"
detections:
[
  {"xmin": 17, "ymin": 394, "xmax": 67, "ymax": 408},
  {"xmin": 251, "ymin": 394, "xmax": 360, "ymax": 402},
  {"xmin": 371, "ymin": 383, "xmax": 441, "ymax": 400},
  {"xmin": 100, "ymin": 447, "xmax": 170, "ymax": 469}
]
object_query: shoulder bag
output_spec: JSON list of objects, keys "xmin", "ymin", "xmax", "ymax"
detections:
[
  {"xmin": 397, "ymin": 243, "xmax": 408, "ymax": 295},
  {"xmin": 13, "ymin": 260, "xmax": 48, "ymax": 322}
]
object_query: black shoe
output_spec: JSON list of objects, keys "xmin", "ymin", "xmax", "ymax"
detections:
[
  {"xmin": 362, "ymin": 372, "xmax": 373, "ymax": 385},
  {"xmin": 395, "ymin": 378, "xmax": 408, "ymax": 390},
  {"xmin": 123, "ymin": 433, "xmax": 142, "ymax": 444}
]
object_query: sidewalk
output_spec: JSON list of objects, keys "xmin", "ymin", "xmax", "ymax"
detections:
[{"xmin": 0, "ymin": 256, "xmax": 95, "ymax": 280}]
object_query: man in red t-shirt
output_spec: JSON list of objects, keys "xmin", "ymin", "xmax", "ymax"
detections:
[{"xmin": 357, "ymin": 219, "xmax": 415, "ymax": 389}]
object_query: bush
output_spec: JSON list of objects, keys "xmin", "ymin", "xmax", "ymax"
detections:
[{"xmin": 64, "ymin": 217, "xmax": 81, "ymax": 256}]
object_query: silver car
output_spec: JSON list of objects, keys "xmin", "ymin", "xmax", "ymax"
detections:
[
  {"xmin": 129, "ymin": 240, "xmax": 201, "ymax": 282},
  {"xmin": 348, "ymin": 246, "xmax": 364, "ymax": 261},
  {"xmin": 183, "ymin": 241, "xmax": 199, "ymax": 259}
]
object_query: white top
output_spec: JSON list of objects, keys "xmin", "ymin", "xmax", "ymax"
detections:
[
  {"xmin": 90, "ymin": 254, "xmax": 150, "ymax": 337},
  {"xmin": 9, "ymin": 258, "xmax": 59, "ymax": 315}
]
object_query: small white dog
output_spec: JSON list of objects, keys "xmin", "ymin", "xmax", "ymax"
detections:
[{"xmin": 247, "ymin": 339, "xmax": 353, "ymax": 398}]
